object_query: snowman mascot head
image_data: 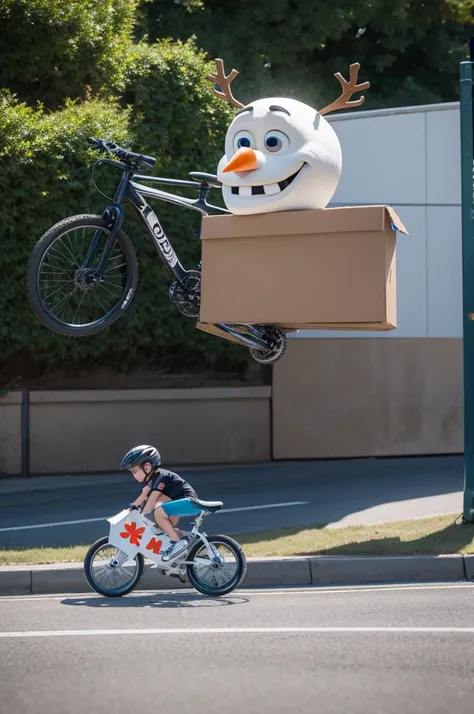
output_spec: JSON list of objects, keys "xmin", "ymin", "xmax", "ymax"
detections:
[{"xmin": 208, "ymin": 60, "xmax": 370, "ymax": 216}]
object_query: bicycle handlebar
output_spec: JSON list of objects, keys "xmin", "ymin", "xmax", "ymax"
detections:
[{"xmin": 88, "ymin": 137, "xmax": 156, "ymax": 168}]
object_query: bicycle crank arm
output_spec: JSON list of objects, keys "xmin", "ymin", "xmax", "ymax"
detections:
[{"xmin": 214, "ymin": 323, "xmax": 274, "ymax": 351}]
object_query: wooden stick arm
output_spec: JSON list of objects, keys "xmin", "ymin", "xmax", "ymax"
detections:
[
  {"xmin": 320, "ymin": 62, "xmax": 370, "ymax": 116},
  {"xmin": 207, "ymin": 58, "xmax": 245, "ymax": 109}
]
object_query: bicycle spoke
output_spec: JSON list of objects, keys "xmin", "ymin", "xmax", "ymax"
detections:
[
  {"xmin": 86, "ymin": 289, "xmax": 95, "ymax": 322},
  {"xmin": 72, "ymin": 290, "xmax": 88, "ymax": 323},
  {"xmin": 104, "ymin": 262, "xmax": 126, "ymax": 273},
  {"xmin": 43, "ymin": 280, "xmax": 75, "ymax": 302},
  {"xmin": 102, "ymin": 272, "xmax": 126, "ymax": 280},
  {"xmin": 58, "ymin": 236, "xmax": 80, "ymax": 267},
  {"xmin": 49, "ymin": 285, "xmax": 79, "ymax": 314},
  {"xmin": 98, "ymin": 282, "xmax": 123, "ymax": 300},
  {"xmin": 47, "ymin": 244, "xmax": 75, "ymax": 265},
  {"xmin": 39, "ymin": 269, "xmax": 71, "ymax": 276},
  {"xmin": 87, "ymin": 289, "xmax": 99, "ymax": 323},
  {"xmin": 91, "ymin": 288, "xmax": 113, "ymax": 315}
]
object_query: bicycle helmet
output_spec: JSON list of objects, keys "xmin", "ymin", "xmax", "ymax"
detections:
[{"xmin": 119, "ymin": 445, "xmax": 161, "ymax": 472}]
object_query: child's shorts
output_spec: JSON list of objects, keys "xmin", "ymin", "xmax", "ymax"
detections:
[{"xmin": 160, "ymin": 497, "xmax": 204, "ymax": 518}]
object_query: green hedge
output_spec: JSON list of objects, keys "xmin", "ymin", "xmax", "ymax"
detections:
[
  {"xmin": 0, "ymin": 0, "xmax": 138, "ymax": 109},
  {"xmin": 0, "ymin": 40, "xmax": 248, "ymax": 373}
]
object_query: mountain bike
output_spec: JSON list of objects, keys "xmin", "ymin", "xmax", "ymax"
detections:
[
  {"xmin": 83, "ymin": 496, "xmax": 247, "ymax": 597},
  {"xmin": 26, "ymin": 137, "xmax": 288, "ymax": 365}
]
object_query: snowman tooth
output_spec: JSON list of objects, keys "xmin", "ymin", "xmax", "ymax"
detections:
[
  {"xmin": 264, "ymin": 183, "xmax": 281, "ymax": 196},
  {"xmin": 239, "ymin": 186, "xmax": 252, "ymax": 197}
]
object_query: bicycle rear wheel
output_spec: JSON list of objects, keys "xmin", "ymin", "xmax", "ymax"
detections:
[
  {"xmin": 186, "ymin": 534, "xmax": 247, "ymax": 596},
  {"xmin": 26, "ymin": 214, "xmax": 138, "ymax": 337}
]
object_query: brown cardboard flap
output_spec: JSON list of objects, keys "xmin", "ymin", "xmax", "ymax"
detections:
[
  {"xmin": 201, "ymin": 205, "xmax": 409, "ymax": 240},
  {"xmin": 196, "ymin": 322, "xmax": 245, "ymax": 345},
  {"xmin": 197, "ymin": 322, "xmax": 300, "ymax": 342},
  {"xmin": 385, "ymin": 206, "xmax": 410, "ymax": 236}
]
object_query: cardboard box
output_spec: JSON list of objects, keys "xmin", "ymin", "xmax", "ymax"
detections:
[{"xmin": 199, "ymin": 205, "xmax": 409, "ymax": 331}]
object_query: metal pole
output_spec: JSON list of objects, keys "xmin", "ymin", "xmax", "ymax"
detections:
[
  {"xmin": 20, "ymin": 387, "xmax": 30, "ymax": 478},
  {"xmin": 461, "ymin": 41, "xmax": 474, "ymax": 522}
]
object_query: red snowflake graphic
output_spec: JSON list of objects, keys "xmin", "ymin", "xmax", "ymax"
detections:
[
  {"xmin": 146, "ymin": 537, "xmax": 163, "ymax": 555},
  {"xmin": 120, "ymin": 521, "xmax": 145, "ymax": 547}
]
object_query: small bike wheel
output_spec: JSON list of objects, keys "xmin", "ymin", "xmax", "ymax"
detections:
[
  {"xmin": 186, "ymin": 534, "xmax": 247, "ymax": 597},
  {"xmin": 83, "ymin": 536, "xmax": 144, "ymax": 597},
  {"xmin": 27, "ymin": 214, "xmax": 138, "ymax": 337}
]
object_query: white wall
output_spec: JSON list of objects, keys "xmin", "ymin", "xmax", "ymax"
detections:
[{"xmin": 293, "ymin": 102, "xmax": 462, "ymax": 339}]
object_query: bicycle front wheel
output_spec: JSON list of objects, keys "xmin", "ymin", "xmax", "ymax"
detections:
[
  {"xmin": 27, "ymin": 214, "xmax": 138, "ymax": 337},
  {"xmin": 84, "ymin": 536, "xmax": 144, "ymax": 597}
]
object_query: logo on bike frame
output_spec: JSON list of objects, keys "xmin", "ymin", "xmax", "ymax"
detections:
[{"xmin": 143, "ymin": 207, "xmax": 178, "ymax": 268}]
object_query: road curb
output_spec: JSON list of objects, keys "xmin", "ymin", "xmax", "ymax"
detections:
[{"xmin": 0, "ymin": 554, "xmax": 471, "ymax": 595}]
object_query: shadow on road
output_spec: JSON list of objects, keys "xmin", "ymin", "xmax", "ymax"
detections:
[{"xmin": 60, "ymin": 593, "xmax": 250, "ymax": 609}]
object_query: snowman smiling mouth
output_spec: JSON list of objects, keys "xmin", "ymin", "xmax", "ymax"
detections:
[{"xmin": 230, "ymin": 164, "xmax": 306, "ymax": 197}]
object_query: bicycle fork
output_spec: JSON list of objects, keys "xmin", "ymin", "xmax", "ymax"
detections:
[{"xmin": 81, "ymin": 205, "xmax": 125, "ymax": 274}]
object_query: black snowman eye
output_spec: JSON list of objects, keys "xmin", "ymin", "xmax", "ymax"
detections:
[
  {"xmin": 265, "ymin": 135, "xmax": 281, "ymax": 151},
  {"xmin": 233, "ymin": 130, "xmax": 255, "ymax": 153},
  {"xmin": 264, "ymin": 130, "xmax": 289, "ymax": 153}
]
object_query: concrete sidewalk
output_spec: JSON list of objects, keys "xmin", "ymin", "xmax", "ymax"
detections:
[{"xmin": 1, "ymin": 554, "xmax": 473, "ymax": 596}]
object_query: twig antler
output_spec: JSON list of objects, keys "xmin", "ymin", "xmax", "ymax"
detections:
[
  {"xmin": 319, "ymin": 63, "xmax": 370, "ymax": 116},
  {"xmin": 207, "ymin": 58, "xmax": 245, "ymax": 109}
]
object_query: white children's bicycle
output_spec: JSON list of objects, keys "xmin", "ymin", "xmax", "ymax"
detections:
[{"xmin": 83, "ymin": 497, "xmax": 247, "ymax": 597}]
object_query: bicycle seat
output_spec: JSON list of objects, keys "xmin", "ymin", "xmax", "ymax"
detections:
[
  {"xmin": 189, "ymin": 172, "xmax": 222, "ymax": 188},
  {"xmin": 189, "ymin": 497, "xmax": 224, "ymax": 513}
]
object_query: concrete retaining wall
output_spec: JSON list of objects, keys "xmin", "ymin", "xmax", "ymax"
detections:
[
  {"xmin": 1, "ymin": 387, "xmax": 271, "ymax": 475},
  {"xmin": 272, "ymin": 338, "xmax": 463, "ymax": 459},
  {"xmin": 0, "ymin": 391, "xmax": 22, "ymax": 475}
]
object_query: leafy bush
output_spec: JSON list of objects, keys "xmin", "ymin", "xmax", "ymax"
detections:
[{"xmin": 0, "ymin": 0, "xmax": 138, "ymax": 109}]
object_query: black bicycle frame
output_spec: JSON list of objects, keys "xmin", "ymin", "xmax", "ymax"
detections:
[
  {"xmin": 89, "ymin": 160, "xmax": 275, "ymax": 351},
  {"xmin": 92, "ymin": 160, "xmax": 227, "ymax": 283}
]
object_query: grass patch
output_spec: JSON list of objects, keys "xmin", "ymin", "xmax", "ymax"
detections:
[
  {"xmin": 1, "ymin": 514, "xmax": 474, "ymax": 566},
  {"xmin": 238, "ymin": 514, "xmax": 474, "ymax": 557},
  {"xmin": 0, "ymin": 545, "xmax": 90, "ymax": 566}
]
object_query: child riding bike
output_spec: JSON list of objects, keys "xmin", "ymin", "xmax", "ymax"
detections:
[{"xmin": 120, "ymin": 444, "xmax": 199, "ymax": 562}]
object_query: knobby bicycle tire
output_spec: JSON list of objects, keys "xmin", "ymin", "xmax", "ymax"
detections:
[{"xmin": 26, "ymin": 214, "xmax": 139, "ymax": 337}]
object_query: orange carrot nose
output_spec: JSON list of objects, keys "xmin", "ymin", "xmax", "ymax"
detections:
[{"xmin": 222, "ymin": 147, "xmax": 258, "ymax": 173}]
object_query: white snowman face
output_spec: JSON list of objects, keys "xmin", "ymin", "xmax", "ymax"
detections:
[{"xmin": 217, "ymin": 97, "xmax": 343, "ymax": 215}]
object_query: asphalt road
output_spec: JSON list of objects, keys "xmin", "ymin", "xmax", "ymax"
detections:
[
  {"xmin": 0, "ymin": 455, "xmax": 463, "ymax": 548},
  {"xmin": 1, "ymin": 583, "xmax": 474, "ymax": 714}
]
